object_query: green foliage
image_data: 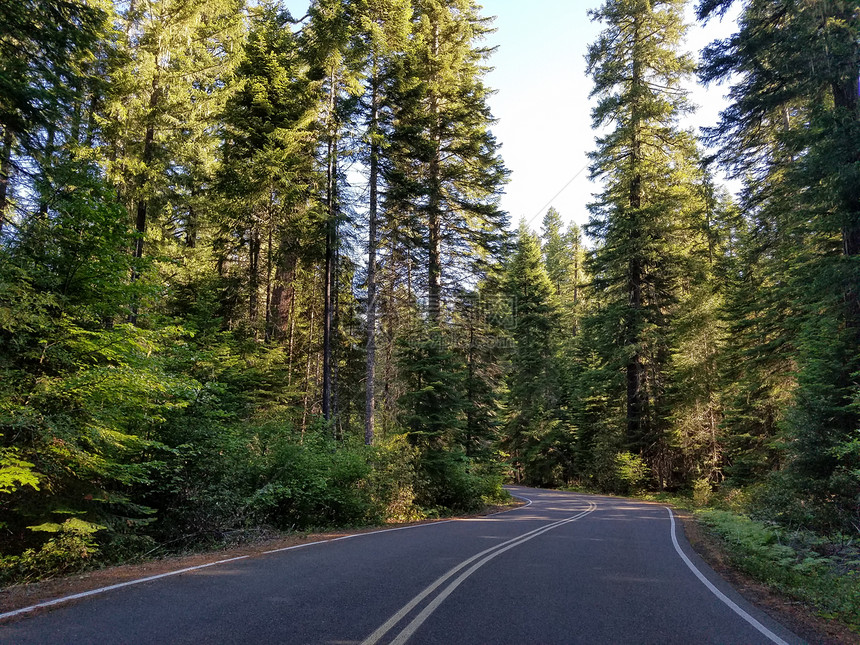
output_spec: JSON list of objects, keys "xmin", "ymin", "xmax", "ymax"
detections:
[
  {"xmin": 396, "ymin": 325, "xmax": 465, "ymax": 445},
  {"xmin": 502, "ymin": 221, "xmax": 573, "ymax": 487},
  {"xmin": 412, "ymin": 448, "xmax": 497, "ymax": 514},
  {"xmin": 697, "ymin": 509, "xmax": 860, "ymax": 630},
  {"xmin": 5, "ymin": 0, "xmax": 860, "ymax": 615},
  {"xmin": 0, "ymin": 449, "xmax": 40, "ymax": 495},
  {"xmin": 583, "ymin": 0, "xmax": 711, "ymax": 488},
  {"xmin": 1, "ymin": 517, "xmax": 105, "ymax": 584},
  {"xmin": 699, "ymin": 0, "xmax": 860, "ymax": 532},
  {"xmin": 611, "ymin": 451, "xmax": 650, "ymax": 495},
  {"xmin": 692, "ymin": 479, "xmax": 712, "ymax": 507}
]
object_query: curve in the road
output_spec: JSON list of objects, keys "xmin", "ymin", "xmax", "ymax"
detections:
[
  {"xmin": 364, "ymin": 498, "xmax": 596, "ymax": 645},
  {"xmin": 0, "ymin": 487, "xmax": 804, "ymax": 645},
  {"xmin": 666, "ymin": 508, "xmax": 788, "ymax": 645}
]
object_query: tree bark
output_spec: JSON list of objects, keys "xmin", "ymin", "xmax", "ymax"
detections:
[
  {"xmin": 265, "ymin": 197, "xmax": 274, "ymax": 338},
  {"xmin": 134, "ymin": 91, "xmax": 157, "ymax": 263},
  {"xmin": 427, "ymin": 21, "xmax": 443, "ymax": 325},
  {"xmin": 249, "ymin": 223, "xmax": 261, "ymax": 325},
  {"xmin": 322, "ymin": 69, "xmax": 337, "ymax": 422},
  {"xmin": 271, "ymin": 254, "xmax": 297, "ymax": 340},
  {"xmin": 0, "ymin": 128, "xmax": 13, "ymax": 236},
  {"xmin": 626, "ymin": 11, "xmax": 645, "ymax": 452},
  {"xmin": 129, "ymin": 78, "xmax": 159, "ymax": 323},
  {"xmin": 365, "ymin": 65, "xmax": 380, "ymax": 446}
]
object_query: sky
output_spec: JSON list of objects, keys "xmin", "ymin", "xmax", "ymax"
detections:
[{"xmin": 282, "ymin": 0, "xmax": 742, "ymax": 232}]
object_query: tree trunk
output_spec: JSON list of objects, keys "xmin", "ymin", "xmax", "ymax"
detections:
[
  {"xmin": 0, "ymin": 128, "xmax": 13, "ymax": 236},
  {"xmin": 37, "ymin": 125, "xmax": 56, "ymax": 219},
  {"xmin": 130, "ymin": 81, "xmax": 159, "ymax": 323},
  {"xmin": 427, "ymin": 21, "xmax": 443, "ymax": 325},
  {"xmin": 322, "ymin": 69, "xmax": 337, "ymax": 422},
  {"xmin": 626, "ymin": 12, "xmax": 645, "ymax": 452},
  {"xmin": 249, "ymin": 223, "xmax": 261, "ymax": 325},
  {"xmin": 264, "ymin": 199, "xmax": 273, "ymax": 339},
  {"xmin": 185, "ymin": 186, "xmax": 198, "ymax": 249},
  {"xmin": 302, "ymin": 275, "xmax": 317, "ymax": 434},
  {"xmin": 271, "ymin": 254, "xmax": 297, "ymax": 340},
  {"xmin": 134, "ymin": 90, "xmax": 157, "ymax": 264},
  {"xmin": 365, "ymin": 66, "xmax": 380, "ymax": 446}
]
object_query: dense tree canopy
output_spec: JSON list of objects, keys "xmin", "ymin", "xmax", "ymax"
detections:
[{"xmin": 1, "ymin": 0, "xmax": 858, "ymax": 582}]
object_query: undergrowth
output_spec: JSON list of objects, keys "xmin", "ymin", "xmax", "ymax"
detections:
[
  {"xmin": 642, "ymin": 490, "xmax": 860, "ymax": 632},
  {"xmin": 694, "ymin": 509, "xmax": 860, "ymax": 630}
]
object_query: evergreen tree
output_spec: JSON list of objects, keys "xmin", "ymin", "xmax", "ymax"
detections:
[
  {"xmin": 585, "ymin": 0, "xmax": 704, "ymax": 486},
  {"xmin": 386, "ymin": 0, "xmax": 509, "ymax": 325},
  {"xmin": 701, "ymin": 0, "xmax": 860, "ymax": 530},
  {"xmin": 104, "ymin": 0, "xmax": 244, "ymax": 295},
  {"xmin": 0, "ymin": 0, "xmax": 112, "ymax": 236},
  {"xmin": 353, "ymin": 0, "xmax": 413, "ymax": 444},
  {"xmin": 502, "ymin": 222, "xmax": 566, "ymax": 485},
  {"xmin": 219, "ymin": 3, "xmax": 318, "ymax": 339}
]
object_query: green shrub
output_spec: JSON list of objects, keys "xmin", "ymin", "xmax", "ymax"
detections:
[
  {"xmin": 613, "ymin": 451, "xmax": 649, "ymax": 495},
  {"xmin": 247, "ymin": 429, "xmax": 375, "ymax": 530},
  {"xmin": 692, "ymin": 479, "xmax": 712, "ymax": 507},
  {"xmin": 1, "ymin": 517, "xmax": 105, "ymax": 584},
  {"xmin": 366, "ymin": 435, "xmax": 422, "ymax": 523},
  {"xmin": 697, "ymin": 509, "xmax": 860, "ymax": 629}
]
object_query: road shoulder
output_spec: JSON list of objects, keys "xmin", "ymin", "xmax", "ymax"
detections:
[
  {"xmin": 0, "ymin": 501, "xmax": 524, "ymax": 620},
  {"xmin": 675, "ymin": 508, "xmax": 857, "ymax": 645}
]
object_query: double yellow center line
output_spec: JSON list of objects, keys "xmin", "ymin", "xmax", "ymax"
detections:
[{"xmin": 362, "ymin": 501, "xmax": 598, "ymax": 645}]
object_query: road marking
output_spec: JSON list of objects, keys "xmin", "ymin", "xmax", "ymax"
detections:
[
  {"xmin": 362, "ymin": 501, "xmax": 597, "ymax": 645},
  {"xmin": 666, "ymin": 508, "xmax": 790, "ymax": 645},
  {"xmin": 262, "ymin": 520, "xmax": 457, "ymax": 555},
  {"xmin": 494, "ymin": 492, "xmax": 533, "ymax": 512},
  {"xmin": 0, "ymin": 498, "xmax": 534, "ymax": 623},
  {"xmin": 0, "ymin": 555, "xmax": 250, "ymax": 622},
  {"xmin": 264, "ymin": 492, "xmax": 533, "ymax": 556}
]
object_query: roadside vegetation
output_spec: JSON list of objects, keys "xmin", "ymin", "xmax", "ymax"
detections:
[
  {"xmin": 1, "ymin": 424, "xmax": 508, "ymax": 585},
  {"xmin": 1, "ymin": 0, "xmax": 859, "ymax": 625},
  {"xmin": 640, "ymin": 486, "xmax": 860, "ymax": 634}
]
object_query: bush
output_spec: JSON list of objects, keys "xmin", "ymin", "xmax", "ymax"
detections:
[
  {"xmin": 697, "ymin": 509, "xmax": 860, "ymax": 629},
  {"xmin": 692, "ymin": 479, "xmax": 712, "ymax": 507},
  {"xmin": 247, "ymin": 429, "xmax": 375, "ymax": 530},
  {"xmin": 0, "ymin": 517, "xmax": 104, "ymax": 584},
  {"xmin": 366, "ymin": 435, "xmax": 421, "ymax": 523},
  {"xmin": 411, "ymin": 448, "xmax": 505, "ymax": 514},
  {"xmin": 613, "ymin": 451, "xmax": 649, "ymax": 495}
]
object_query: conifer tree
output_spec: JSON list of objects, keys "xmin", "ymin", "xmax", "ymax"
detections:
[
  {"xmin": 701, "ymin": 0, "xmax": 860, "ymax": 528},
  {"xmin": 503, "ymin": 222, "xmax": 564, "ymax": 485},
  {"xmin": 386, "ymin": 0, "xmax": 508, "ymax": 325},
  {"xmin": 585, "ymin": 0, "xmax": 703, "ymax": 485},
  {"xmin": 105, "ymin": 0, "xmax": 244, "ymax": 273},
  {"xmin": 353, "ymin": 0, "xmax": 412, "ymax": 444},
  {"xmin": 301, "ymin": 0, "xmax": 366, "ymax": 424},
  {"xmin": 0, "ymin": 0, "xmax": 112, "ymax": 236},
  {"xmin": 219, "ymin": 3, "xmax": 317, "ymax": 341}
]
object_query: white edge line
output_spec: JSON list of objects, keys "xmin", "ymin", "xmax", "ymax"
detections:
[
  {"xmin": 666, "ymin": 508, "xmax": 790, "ymax": 645},
  {"xmin": 0, "ymin": 518, "xmax": 463, "ymax": 621},
  {"xmin": 1, "ymin": 499, "xmax": 534, "ymax": 623},
  {"xmin": 262, "ymin": 519, "xmax": 457, "ymax": 555},
  {"xmin": 497, "ymin": 493, "xmax": 533, "ymax": 512},
  {"xmin": 0, "ymin": 555, "xmax": 250, "ymax": 622}
]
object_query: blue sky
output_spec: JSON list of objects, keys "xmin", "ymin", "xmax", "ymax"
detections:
[{"xmin": 282, "ymin": 0, "xmax": 741, "ymax": 231}]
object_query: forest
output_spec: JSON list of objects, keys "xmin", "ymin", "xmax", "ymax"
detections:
[{"xmin": 0, "ymin": 0, "xmax": 858, "ymax": 583}]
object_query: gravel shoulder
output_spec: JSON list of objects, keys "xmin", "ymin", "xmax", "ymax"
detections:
[
  {"xmin": 0, "ymin": 503, "xmax": 520, "ymax": 618},
  {"xmin": 675, "ymin": 508, "xmax": 858, "ymax": 645}
]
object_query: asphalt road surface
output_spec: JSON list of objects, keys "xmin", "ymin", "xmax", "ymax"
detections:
[{"xmin": 0, "ymin": 487, "xmax": 803, "ymax": 644}]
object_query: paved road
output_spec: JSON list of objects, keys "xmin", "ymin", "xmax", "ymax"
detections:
[{"xmin": 0, "ymin": 487, "xmax": 803, "ymax": 644}]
